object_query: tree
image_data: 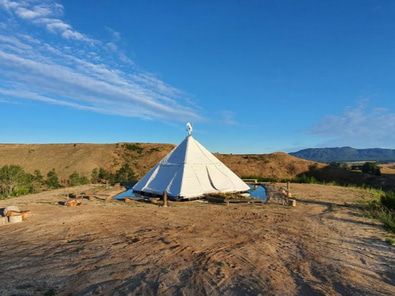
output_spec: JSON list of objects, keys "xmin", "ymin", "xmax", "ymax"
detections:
[
  {"xmin": 69, "ymin": 172, "xmax": 89, "ymax": 186},
  {"xmin": 46, "ymin": 169, "xmax": 60, "ymax": 189},
  {"xmin": 0, "ymin": 165, "xmax": 30, "ymax": 196},
  {"xmin": 28, "ymin": 170, "xmax": 44, "ymax": 193},
  {"xmin": 361, "ymin": 162, "xmax": 381, "ymax": 176},
  {"xmin": 115, "ymin": 164, "xmax": 136, "ymax": 184},
  {"xmin": 98, "ymin": 167, "xmax": 114, "ymax": 184},
  {"xmin": 33, "ymin": 170, "xmax": 43, "ymax": 183},
  {"xmin": 91, "ymin": 168, "xmax": 99, "ymax": 184}
]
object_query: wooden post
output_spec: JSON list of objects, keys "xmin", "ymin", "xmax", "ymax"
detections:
[
  {"xmin": 163, "ymin": 191, "xmax": 168, "ymax": 208},
  {"xmin": 287, "ymin": 181, "xmax": 291, "ymax": 198}
]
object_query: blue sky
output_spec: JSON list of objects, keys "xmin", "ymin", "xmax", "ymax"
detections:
[{"xmin": 1, "ymin": 0, "xmax": 395, "ymax": 154}]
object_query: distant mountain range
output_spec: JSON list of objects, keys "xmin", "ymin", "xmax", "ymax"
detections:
[{"xmin": 289, "ymin": 147, "xmax": 395, "ymax": 163}]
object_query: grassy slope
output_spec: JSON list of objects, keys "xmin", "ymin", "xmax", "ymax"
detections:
[
  {"xmin": 1, "ymin": 143, "xmax": 395, "ymax": 190},
  {"xmin": 0, "ymin": 143, "xmax": 174, "ymax": 180}
]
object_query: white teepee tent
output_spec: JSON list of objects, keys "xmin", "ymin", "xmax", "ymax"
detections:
[{"xmin": 132, "ymin": 124, "xmax": 250, "ymax": 200}]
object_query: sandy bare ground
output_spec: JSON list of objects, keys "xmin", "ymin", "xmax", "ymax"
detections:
[{"xmin": 0, "ymin": 184, "xmax": 394, "ymax": 296}]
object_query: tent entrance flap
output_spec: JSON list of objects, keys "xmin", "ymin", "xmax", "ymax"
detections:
[{"xmin": 206, "ymin": 167, "xmax": 219, "ymax": 191}]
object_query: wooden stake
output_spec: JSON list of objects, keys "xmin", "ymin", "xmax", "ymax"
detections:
[
  {"xmin": 163, "ymin": 191, "xmax": 168, "ymax": 207},
  {"xmin": 287, "ymin": 181, "xmax": 291, "ymax": 198}
]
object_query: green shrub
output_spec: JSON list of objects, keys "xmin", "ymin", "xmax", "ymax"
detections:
[
  {"xmin": 69, "ymin": 172, "xmax": 90, "ymax": 186},
  {"xmin": 115, "ymin": 164, "xmax": 137, "ymax": 184},
  {"xmin": 386, "ymin": 237, "xmax": 395, "ymax": 245},
  {"xmin": 381, "ymin": 191, "xmax": 395, "ymax": 210},
  {"xmin": 10, "ymin": 187, "xmax": 30, "ymax": 196},
  {"xmin": 379, "ymin": 209, "xmax": 395, "ymax": 232},
  {"xmin": 367, "ymin": 197, "xmax": 395, "ymax": 233},
  {"xmin": 362, "ymin": 162, "xmax": 381, "ymax": 176},
  {"xmin": 293, "ymin": 174, "xmax": 318, "ymax": 184},
  {"xmin": 125, "ymin": 144, "xmax": 144, "ymax": 154},
  {"xmin": 46, "ymin": 169, "xmax": 59, "ymax": 189}
]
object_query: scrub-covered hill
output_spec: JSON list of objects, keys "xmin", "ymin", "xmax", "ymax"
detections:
[
  {"xmin": 0, "ymin": 143, "xmax": 174, "ymax": 181},
  {"xmin": 0, "ymin": 143, "xmax": 325, "ymax": 181},
  {"xmin": 1, "ymin": 143, "xmax": 395, "ymax": 190}
]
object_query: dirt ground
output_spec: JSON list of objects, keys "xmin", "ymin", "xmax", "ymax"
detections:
[{"xmin": 0, "ymin": 184, "xmax": 394, "ymax": 296}]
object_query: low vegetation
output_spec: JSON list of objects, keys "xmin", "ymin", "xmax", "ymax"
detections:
[
  {"xmin": 0, "ymin": 165, "xmax": 47, "ymax": 198},
  {"xmin": 0, "ymin": 164, "xmax": 137, "ymax": 199},
  {"xmin": 90, "ymin": 164, "xmax": 137, "ymax": 186},
  {"xmin": 124, "ymin": 143, "xmax": 144, "ymax": 154},
  {"xmin": 242, "ymin": 174, "xmax": 320, "ymax": 184},
  {"xmin": 243, "ymin": 174, "xmax": 395, "ymax": 233},
  {"xmin": 361, "ymin": 162, "xmax": 381, "ymax": 176},
  {"xmin": 366, "ymin": 190, "xmax": 395, "ymax": 232}
]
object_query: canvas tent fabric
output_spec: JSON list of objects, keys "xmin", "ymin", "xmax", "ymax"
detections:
[{"xmin": 132, "ymin": 135, "xmax": 250, "ymax": 200}]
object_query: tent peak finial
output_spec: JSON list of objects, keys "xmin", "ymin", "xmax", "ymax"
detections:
[{"xmin": 186, "ymin": 122, "xmax": 193, "ymax": 136}]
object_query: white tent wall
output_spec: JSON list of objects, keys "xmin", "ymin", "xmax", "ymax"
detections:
[
  {"xmin": 178, "ymin": 164, "xmax": 216, "ymax": 198},
  {"xmin": 132, "ymin": 133, "xmax": 250, "ymax": 200}
]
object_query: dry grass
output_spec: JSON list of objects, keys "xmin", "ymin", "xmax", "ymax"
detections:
[{"xmin": 1, "ymin": 143, "xmax": 395, "ymax": 191}]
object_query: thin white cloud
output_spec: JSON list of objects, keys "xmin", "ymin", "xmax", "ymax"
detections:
[
  {"xmin": 0, "ymin": 0, "xmax": 203, "ymax": 123},
  {"xmin": 15, "ymin": 5, "xmax": 52, "ymax": 19},
  {"xmin": 0, "ymin": 0, "xmax": 20, "ymax": 11},
  {"xmin": 305, "ymin": 99, "xmax": 395, "ymax": 148},
  {"xmin": 218, "ymin": 110, "xmax": 237, "ymax": 125},
  {"xmin": 1, "ymin": 0, "xmax": 93, "ymax": 42},
  {"xmin": 106, "ymin": 27, "xmax": 121, "ymax": 41}
]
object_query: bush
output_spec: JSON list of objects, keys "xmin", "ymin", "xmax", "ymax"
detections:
[
  {"xmin": 69, "ymin": 172, "xmax": 90, "ymax": 186},
  {"xmin": 367, "ymin": 191, "xmax": 395, "ymax": 233},
  {"xmin": 0, "ymin": 165, "xmax": 31, "ymax": 196},
  {"xmin": 91, "ymin": 168, "xmax": 99, "ymax": 184},
  {"xmin": 10, "ymin": 187, "xmax": 30, "ymax": 197},
  {"xmin": 115, "ymin": 164, "xmax": 137, "ymax": 184},
  {"xmin": 99, "ymin": 167, "xmax": 113, "ymax": 183},
  {"xmin": 362, "ymin": 162, "xmax": 381, "ymax": 176},
  {"xmin": 293, "ymin": 174, "xmax": 318, "ymax": 184},
  {"xmin": 46, "ymin": 169, "xmax": 60, "ymax": 189},
  {"xmin": 381, "ymin": 191, "xmax": 395, "ymax": 211},
  {"xmin": 386, "ymin": 237, "xmax": 395, "ymax": 245},
  {"xmin": 125, "ymin": 144, "xmax": 144, "ymax": 154}
]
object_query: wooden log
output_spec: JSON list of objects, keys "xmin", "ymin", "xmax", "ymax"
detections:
[
  {"xmin": 65, "ymin": 200, "xmax": 81, "ymax": 207},
  {"xmin": 21, "ymin": 210, "xmax": 31, "ymax": 220},
  {"xmin": 6, "ymin": 210, "xmax": 21, "ymax": 217},
  {"xmin": 0, "ymin": 216, "xmax": 8, "ymax": 226},
  {"xmin": 8, "ymin": 214, "xmax": 23, "ymax": 223},
  {"xmin": 288, "ymin": 199, "xmax": 296, "ymax": 207}
]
